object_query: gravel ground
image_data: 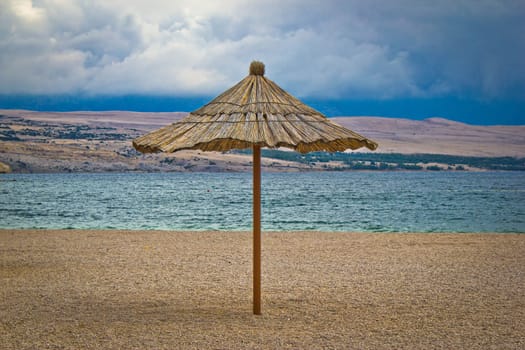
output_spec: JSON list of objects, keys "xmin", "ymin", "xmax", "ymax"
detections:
[{"xmin": 1, "ymin": 229, "xmax": 524, "ymax": 349}]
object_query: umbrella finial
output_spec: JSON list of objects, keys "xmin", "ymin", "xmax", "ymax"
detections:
[{"xmin": 249, "ymin": 61, "xmax": 265, "ymax": 76}]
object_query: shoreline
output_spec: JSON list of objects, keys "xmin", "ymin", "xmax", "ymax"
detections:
[
  {"xmin": 0, "ymin": 166, "xmax": 525, "ymax": 175},
  {"xmin": 2, "ymin": 229, "xmax": 524, "ymax": 349},
  {"xmin": 1, "ymin": 227, "xmax": 524, "ymax": 234}
]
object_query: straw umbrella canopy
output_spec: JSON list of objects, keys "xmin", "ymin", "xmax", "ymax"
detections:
[{"xmin": 133, "ymin": 61, "xmax": 377, "ymax": 314}]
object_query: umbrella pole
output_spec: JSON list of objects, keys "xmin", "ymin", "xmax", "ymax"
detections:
[{"xmin": 253, "ymin": 145, "xmax": 261, "ymax": 315}]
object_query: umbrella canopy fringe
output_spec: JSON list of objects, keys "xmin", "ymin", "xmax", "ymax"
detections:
[{"xmin": 133, "ymin": 136, "xmax": 376, "ymax": 154}]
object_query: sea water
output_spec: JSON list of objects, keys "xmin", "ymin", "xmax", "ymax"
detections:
[{"xmin": 1, "ymin": 172, "xmax": 524, "ymax": 232}]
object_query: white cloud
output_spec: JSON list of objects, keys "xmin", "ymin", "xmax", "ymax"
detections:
[{"xmin": 0, "ymin": 0, "xmax": 523, "ymax": 99}]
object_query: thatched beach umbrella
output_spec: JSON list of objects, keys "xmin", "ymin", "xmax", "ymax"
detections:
[{"xmin": 133, "ymin": 61, "xmax": 377, "ymax": 314}]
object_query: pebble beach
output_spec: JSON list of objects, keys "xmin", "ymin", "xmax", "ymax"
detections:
[{"xmin": 1, "ymin": 229, "xmax": 524, "ymax": 349}]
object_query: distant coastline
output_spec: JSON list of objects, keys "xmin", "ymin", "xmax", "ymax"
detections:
[{"xmin": 1, "ymin": 110, "xmax": 524, "ymax": 173}]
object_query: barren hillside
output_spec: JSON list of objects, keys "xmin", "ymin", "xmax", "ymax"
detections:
[
  {"xmin": 0, "ymin": 110, "xmax": 523, "ymax": 173},
  {"xmin": 334, "ymin": 117, "xmax": 525, "ymax": 157}
]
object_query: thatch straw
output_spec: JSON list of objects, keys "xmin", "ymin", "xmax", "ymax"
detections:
[
  {"xmin": 133, "ymin": 61, "xmax": 377, "ymax": 154},
  {"xmin": 249, "ymin": 61, "xmax": 265, "ymax": 76}
]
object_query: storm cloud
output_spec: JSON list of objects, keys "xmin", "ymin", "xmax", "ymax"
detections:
[{"xmin": 1, "ymin": 0, "xmax": 524, "ymax": 100}]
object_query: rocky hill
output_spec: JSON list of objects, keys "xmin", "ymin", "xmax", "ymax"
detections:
[
  {"xmin": 0, "ymin": 110, "xmax": 523, "ymax": 173},
  {"xmin": 333, "ymin": 116, "xmax": 525, "ymax": 157},
  {"xmin": 0, "ymin": 160, "xmax": 11, "ymax": 173}
]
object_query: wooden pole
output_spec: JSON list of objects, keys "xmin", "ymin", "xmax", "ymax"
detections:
[{"xmin": 253, "ymin": 145, "xmax": 261, "ymax": 315}]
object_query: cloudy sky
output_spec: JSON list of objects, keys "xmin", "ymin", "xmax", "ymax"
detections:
[{"xmin": 1, "ymin": 0, "xmax": 524, "ymax": 124}]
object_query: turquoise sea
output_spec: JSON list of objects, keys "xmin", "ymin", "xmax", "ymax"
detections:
[{"xmin": 1, "ymin": 172, "xmax": 524, "ymax": 232}]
